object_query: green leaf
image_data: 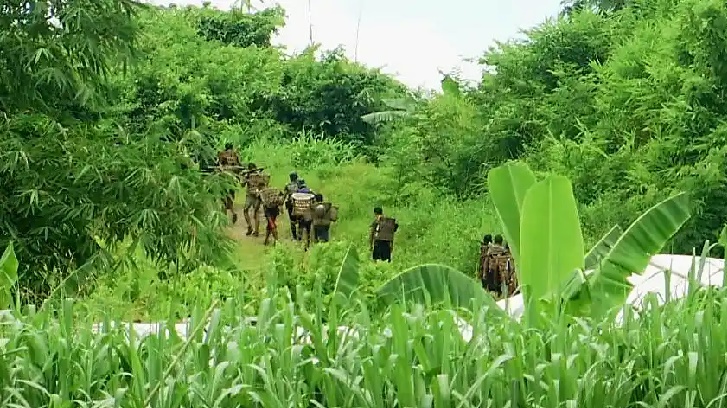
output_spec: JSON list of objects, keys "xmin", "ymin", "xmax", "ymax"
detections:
[
  {"xmin": 561, "ymin": 268, "xmax": 593, "ymax": 317},
  {"xmin": 0, "ymin": 242, "xmax": 19, "ymax": 310},
  {"xmin": 487, "ymin": 161, "xmax": 537, "ymax": 263},
  {"xmin": 519, "ymin": 175, "xmax": 584, "ymax": 303},
  {"xmin": 333, "ymin": 245, "xmax": 360, "ymax": 301},
  {"xmin": 361, "ymin": 110, "xmax": 408, "ymax": 125},
  {"xmin": 584, "ymin": 225, "xmax": 623, "ymax": 270},
  {"xmin": 375, "ymin": 264, "xmax": 504, "ymax": 316},
  {"xmin": 589, "ymin": 192, "xmax": 692, "ymax": 317}
]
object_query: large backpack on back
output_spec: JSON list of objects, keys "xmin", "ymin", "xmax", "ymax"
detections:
[
  {"xmin": 374, "ymin": 217, "xmax": 396, "ymax": 241},
  {"xmin": 218, "ymin": 151, "xmax": 240, "ymax": 167},
  {"xmin": 312, "ymin": 202, "xmax": 338, "ymax": 226},
  {"xmin": 246, "ymin": 172, "xmax": 270, "ymax": 195},
  {"xmin": 260, "ymin": 188, "xmax": 283, "ymax": 208},
  {"xmin": 291, "ymin": 192, "xmax": 315, "ymax": 217},
  {"xmin": 486, "ymin": 248, "xmax": 516, "ymax": 297}
]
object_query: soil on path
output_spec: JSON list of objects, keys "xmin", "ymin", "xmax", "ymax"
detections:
[{"xmin": 223, "ymin": 202, "xmax": 306, "ymax": 269}]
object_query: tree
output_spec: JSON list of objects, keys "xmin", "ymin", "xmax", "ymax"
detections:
[{"xmin": 0, "ymin": 0, "xmax": 234, "ymax": 300}]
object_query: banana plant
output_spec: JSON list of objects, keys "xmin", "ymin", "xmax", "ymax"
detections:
[
  {"xmin": 488, "ymin": 160, "xmax": 692, "ymax": 321},
  {"xmin": 330, "ymin": 245, "xmax": 506, "ymax": 318}
]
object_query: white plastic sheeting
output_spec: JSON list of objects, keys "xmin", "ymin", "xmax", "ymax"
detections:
[
  {"xmin": 2, "ymin": 254, "xmax": 721, "ymax": 343},
  {"xmin": 495, "ymin": 254, "xmax": 725, "ymax": 322}
]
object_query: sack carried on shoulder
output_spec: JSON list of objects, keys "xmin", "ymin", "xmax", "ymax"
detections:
[
  {"xmin": 375, "ymin": 217, "xmax": 396, "ymax": 241},
  {"xmin": 291, "ymin": 192, "xmax": 315, "ymax": 216},
  {"xmin": 248, "ymin": 173, "xmax": 270, "ymax": 188},
  {"xmin": 312, "ymin": 202, "xmax": 338, "ymax": 225},
  {"xmin": 218, "ymin": 151, "xmax": 240, "ymax": 167},
  {"xmin": 260, "ymin": 188, "xmax": 283, "ymax": 207}
]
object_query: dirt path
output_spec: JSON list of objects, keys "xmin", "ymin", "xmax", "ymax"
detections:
[{"xmin": 223, "ymin": 203, "xmax": 305, "ymax": 269}]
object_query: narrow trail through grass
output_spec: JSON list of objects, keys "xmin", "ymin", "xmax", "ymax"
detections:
[{"xmin": 224, "ymin": 201, "xmax": 311, "ymax": 272}]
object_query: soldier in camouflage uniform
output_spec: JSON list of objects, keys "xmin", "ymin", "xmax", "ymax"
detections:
[
  {"xmin": 482, "ymin": 234, "xmax": 518, "ymax": 298},
  {"xmin": 242, "ymin": 162, "xmax": 263, "ymax": 236},
  {"xmin": 217, "ymin": 143, "xmax": 240, "ymax": 224},
  {"xmin": 283, "ymin": 172, "xmax": 303, "ymax": 240}
]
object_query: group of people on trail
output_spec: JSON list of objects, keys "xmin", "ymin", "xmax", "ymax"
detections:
[
  {"xmin": 214, "ymin": 143, "xmax": 401, "ymax": 260},
  {"xmin": 479, "ymin": 234, "xmax": 519, "ymax": 298},
  {"xmin": 214, "ymin": 143, "xmax": 340, "ymax": 249},
  {"xmin": 282, "ymin": 171, "xmax": 338, "ymax": 250}
]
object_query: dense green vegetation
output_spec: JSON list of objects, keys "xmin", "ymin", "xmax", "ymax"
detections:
[{"xmin": 2, "ymin": 0, "xmax": 727, "ymax": 405}]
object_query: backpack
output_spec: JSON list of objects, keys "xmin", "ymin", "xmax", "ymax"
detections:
[
  {"xmin": 218, "ymin": 150, "xmax": 240, "ymax": 167},
  {"xmin": 260, "ymin": 188, "xmax": 283, "ymax": 208},
  {"xmin": 246, "ymin": 172, "xmax": 269, "ymax": 195},
  {"xmin": 485, "ymin": 247, "xmax": 510, "ymax": 295},
  {"xmin": 312, "ymin": 202, "xmax": 338, "ymax": 226},
  {"xmin": 291, "ymin": 192, "xmax": 315, "ymax": 217},
  {"xmin": 374, "ymin": 217, "xmax": 397, "ymax": 241},
  {"xmin": 313, "ymin": 203, "xmax": 328, "ymax": 219}
]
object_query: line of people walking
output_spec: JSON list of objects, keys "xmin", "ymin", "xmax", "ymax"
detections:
[{"xmin": 214, "ymin": 143, "xmax": 401, "ymax": 260}]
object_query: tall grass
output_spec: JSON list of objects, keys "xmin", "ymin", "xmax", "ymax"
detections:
[{"xmin": 3, "ymin": 275, "xmax": 727, "ymax": 407}]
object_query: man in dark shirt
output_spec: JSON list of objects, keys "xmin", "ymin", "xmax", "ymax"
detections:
[{"xmin": 370, "ymin": 206, "xmax": 399, "ymax": 262}]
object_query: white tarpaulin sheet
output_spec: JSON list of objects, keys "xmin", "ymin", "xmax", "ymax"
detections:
[{"xmin": 3, "ymin": 254, "xmax": 722, "ymax": 343}]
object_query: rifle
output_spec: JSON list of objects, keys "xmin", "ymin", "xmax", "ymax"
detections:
[
  {"xmin": 206, "ymin": 165, "xmax": 246, "ymax": 173},
  {"xmin": 240, "ymin": 167, "xmax": 266, "ymax": 176}
]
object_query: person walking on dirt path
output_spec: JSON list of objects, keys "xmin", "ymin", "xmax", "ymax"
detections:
[
  {"xmin": 283, "ymin": 172, "xmax": 303, "ymax": 239},
  {"xmin": 243, "ymin": 162, "xmax": 263, "ymax": 236},
  {"xmin": 312, "ymin": 193, "xmax": 337, "ymax": 244},
  {"xmin": 370, "ymin": 206, "xmax": 398, "ymax": 262},
  {"xmin": 217, "ymin": 143, "xmax": 241, "ymax": 224},
  {"xmin": 294, "ymin": 180, "xmax": 315, "ymax": 249},
  {"xmin": 263, "ymin": 190, "xmax": 285, "ymax": 246}
]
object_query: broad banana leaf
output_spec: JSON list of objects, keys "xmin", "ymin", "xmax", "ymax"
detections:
[
  {"xmin": 0, "ymin": 242, "xmax": 18, "ymax": 310},
  {"xmin": 557, "ymin": 224, "xmax": 622, "ymax": 314},
  {"xmin": 487, "ymin": 161, "xmax": 537, "ymax": 263},
  {"xmin": 519, "ymin": 176, "xmax": 584, "ymax": 303},
  {"xmin": 333, "ymin": 245, "xmax": 360, "ymax": 302},
  {"xmin": 588, "ymin": 192, "xmax": 691, "ymax": 317},
  {"xmin": 584, "ymin": 225, "xmax": 623, "ymax": 270},
  {"xmin": 375, "ymin": 264, "xmax": 504, "ymax": 316}
]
